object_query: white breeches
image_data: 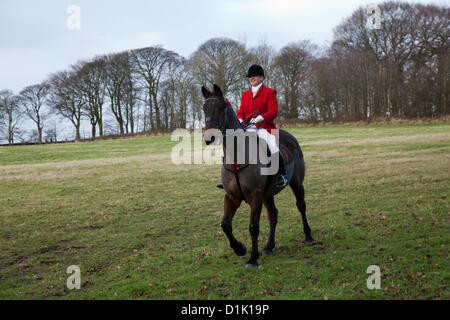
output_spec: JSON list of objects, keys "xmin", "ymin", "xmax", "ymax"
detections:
[
  {"xmin": 220, "ymin": 125, "xmax": 280, "ymax": 158},
  {"xmin": 244, "ymin": 125, "xmax": 279, "ymax": 154}
]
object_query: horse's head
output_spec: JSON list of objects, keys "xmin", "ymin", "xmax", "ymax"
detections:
[{"xmin": 201, "ymin": 84, "xmax": 227, "ymax": 145}]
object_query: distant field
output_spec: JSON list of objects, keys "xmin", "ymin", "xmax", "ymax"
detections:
[{"xmin": 0, "ymin": 122, "xmax": 449, "ymax": 299}]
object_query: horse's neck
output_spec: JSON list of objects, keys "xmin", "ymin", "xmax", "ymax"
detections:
[
  {"xmin": 223, "ymin": 108, "xmax": 240, "ymax": 158},
  {"xmin": 226, "ymin": 107, "xmax": 241, "ymax": 131},
  {"xmin": 222, "ymin": 110, "xmax": 260, "ymax": 162}
]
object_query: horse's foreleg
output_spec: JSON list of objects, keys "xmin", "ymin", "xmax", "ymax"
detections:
[
  {"xmin": 262, "ymin": 196, "xmax": 278, "ymax": 255},
  {"xmin": 246, "ymin": 195, "xmax": 263, "ymax": 268},
  {"xmin": 222, "ymin": 194, "xmax": 246, "ymax": 256}
]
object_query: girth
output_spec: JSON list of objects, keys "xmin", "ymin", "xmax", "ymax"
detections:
[{"xmin": 223, "ymin": 163, "xmax": 249, "ymax": 202}]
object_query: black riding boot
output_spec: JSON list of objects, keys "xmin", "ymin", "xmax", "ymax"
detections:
[
  {"xmin": 276, "ymin": 152, "xmax": 288, "ymax": 187},
  {"xmin": 217, "ymin": 155, "xmax": 224, "ymax": 189}
]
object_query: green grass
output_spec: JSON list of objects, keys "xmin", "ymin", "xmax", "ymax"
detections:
[
  {"xmin": 0, "ymin": 135, "xmax": 178, "ymax": 165},
  {"xmin": 0, "ymin": 122, "xmax": 449, "ymax": 299}
]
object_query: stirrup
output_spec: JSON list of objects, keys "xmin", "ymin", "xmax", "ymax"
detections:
[
  {"xmin": 216, "ymin": 183, "xmax": 224, "ymax": 189},
  {"xmin": 276, "ymin": 174, "xmax": 288, "ymax": 187}
]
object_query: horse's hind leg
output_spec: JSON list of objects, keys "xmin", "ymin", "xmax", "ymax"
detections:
[
  {"xmin": 262, "ymin": 196, "xmax": 278, "ymax": 255},
  {"xmin": 222, "ymin": 194, "xmax": 246, "ymax": 256},
  {"xmin": 290, "ymin": 180, "xmax": 314, "ymax": 242}
]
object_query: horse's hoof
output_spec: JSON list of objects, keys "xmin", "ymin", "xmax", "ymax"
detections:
[
  {"xmin": 262, "ymin": 248, "xmax": 273, "ymax": 255},
  {"xmin": 234, "ymin": 243, "xmax": 247, "ymax": 256},
  {"xmin": 245, "ymin": 262, "xmax": 258, "ymax": 268},
  {"xmin": 303, "ymin": 238, "xmax": 318, "ymax": 245}
]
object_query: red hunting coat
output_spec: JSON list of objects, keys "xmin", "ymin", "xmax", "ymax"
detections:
[{"xmin": 236, "ymin": 84, "xmax": 278, "ymax": 134}]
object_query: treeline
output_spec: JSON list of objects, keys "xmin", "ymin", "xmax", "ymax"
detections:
[{"xmin": 0, "ymin": 1, "xmax": 448, "ymax": 144}]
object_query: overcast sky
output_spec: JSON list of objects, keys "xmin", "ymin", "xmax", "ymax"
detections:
[{"xmin": 1, "ymin": 0, "xmax": 444, "ymax": 94}]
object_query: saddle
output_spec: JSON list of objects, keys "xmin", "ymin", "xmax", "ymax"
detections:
[{"xmin": 222, "ymin": 138, "xmax": 293, "ymax": 175}]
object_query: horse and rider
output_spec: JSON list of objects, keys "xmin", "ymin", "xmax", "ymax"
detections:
[
  {"xmin": 201, "ymin": 64, "xmax": 313, "ymax": 268},
  {"xmin": 216, "ymin": 64, "xmax": 288, "ymax": 190}
]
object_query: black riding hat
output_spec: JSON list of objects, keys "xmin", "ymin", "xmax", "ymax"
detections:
[{"xmin": 246, "ymin": 64, "xmax": 265, "ymax": 78}]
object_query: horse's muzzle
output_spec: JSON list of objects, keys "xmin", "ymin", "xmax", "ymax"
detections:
[
  {"xmin": 203, "ymin": 128, "xmax": 221, "ymax": 146},
  {"xmin": 204, "ymin": 135, "xmax": 215, "ymax": 145}
]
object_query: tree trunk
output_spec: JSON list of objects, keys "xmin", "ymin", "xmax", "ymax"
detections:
[
  {"xmin": 91, "ymin": 122, "xmax": 96, "ymax": 139},
  {"xmin": 75, "ymin": 123, "xmax": 81, "ymax": 141},
  {"xmin": 98, "ymin": 117, "xmax": 103, "ymax": 136},
  {"xmin": 8, "ymin": 112, "xmax": 13, "ymax": 145},
  {"xmin": 38, "ymin": 127, "xmax": 42, "ymax": 144},
  {"xmin": 153, "ymin": 92, "xmax": 160, "ymax": 130}
]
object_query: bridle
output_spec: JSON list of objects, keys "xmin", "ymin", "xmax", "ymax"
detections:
[
  {"xmin": 204, "ymin": 97, "xmax": 259, "ymax": 136},
  {"xmin": 204, "ymin": 97, "xmax": 230, "ymax": 136}
]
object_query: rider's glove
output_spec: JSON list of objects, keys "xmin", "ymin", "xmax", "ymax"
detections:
[
  {"xmin": 238, "ymin": 118, "xmax": 243, "ymax": 124},
  {"xmin": 250, "ymin": 115, "xmax": 264, "ymax": 124}
]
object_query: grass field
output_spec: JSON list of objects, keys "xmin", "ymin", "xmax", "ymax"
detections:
[{"xmin": 0, "ymin": 122, "xmax": 449, "ymax": 299}]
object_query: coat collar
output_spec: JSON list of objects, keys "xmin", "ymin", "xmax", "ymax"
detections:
[{"xmin": 252, "ymin": 84, "xmax": 265, "ymax": 99}]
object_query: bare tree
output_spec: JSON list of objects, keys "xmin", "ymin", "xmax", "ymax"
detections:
[
  {"xmin": 44, "ymin": 118, "xmax": 58, "ymax": 142},
  {"xmin": 273, "ymin": 40, "xmax": 317, "ymax": 119},
  {"xmin": 0, "ymin": 90, "xmax": 22, "ymax": 145},
  {"xmin": 49, "ymin": 69, "xmax": 85, "ymax": 141},
  {"xmin": 411, "ymin": 3, "xmax": 449, "ymax": 117},
  {"xmin": 159, "ymin": 55, "xmax": 185, "ymax": 130},
  {"xmin": 329, "ymin": 1, "xmax": 449, "ymax": 120},
  {"xmin": 130, "ymin": 46, "xmax": 182, "ymax": 131},
  {"xmin": 19, "ymin": 83, "xmax": 50, "ymax": 144},
  {"xmin": 121, "ymin": 61, "xmax": 139, "ymax": 134},
  {"xmin": 104, "ymin": 52, "xmax": 129, "ymax": 135},
  {"xmin": 187, "ymin": 38, "xmax": 250, "ymax": 112},
  {"xmin": 75, "ymin": 57, "xmax": 107, "ymax": 138},
  {"xmin": 173, "ymin": 65, "xmax": 191, "ymax": 129}
]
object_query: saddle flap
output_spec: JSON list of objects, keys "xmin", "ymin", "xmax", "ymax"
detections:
[{"xmin": 280, "ymin": 144, "xmax": 294, "ymax": 165}]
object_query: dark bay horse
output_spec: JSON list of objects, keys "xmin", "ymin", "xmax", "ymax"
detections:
[{"xmin": 201, "ymin": 84, "xmax": 313, "ymax": 268}]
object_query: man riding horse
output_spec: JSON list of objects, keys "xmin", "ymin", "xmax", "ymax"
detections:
[
  {"xmin": 202, "ymin": 79, "xmax": 313, "ymax": 267},
  {"xmin": 217, "ymin": 64, "xmax": 288, "ymax": 189}
]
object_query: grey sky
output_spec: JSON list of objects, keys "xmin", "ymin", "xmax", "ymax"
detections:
[{"xmin": 1, "ymin": 0, "xmax": 443, "ymax": 94}]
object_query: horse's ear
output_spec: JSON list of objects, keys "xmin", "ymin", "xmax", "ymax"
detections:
[
  {"xmin": 201, "ymin": 86, "xmax": 211, "ymax": 99},
  {"xmin": 213, "ymin": 84, "xmax": 223, "ymax": 97}
]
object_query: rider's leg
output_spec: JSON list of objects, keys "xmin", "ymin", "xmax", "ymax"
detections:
[
  {"xmin": 276, "ymin": 152, "xmax": 288, "ymax": 187},
  {"xmin": 217, "ymin": 153, "xmax": 224, "ymax": 189},
  {"xmin": 256, "ymin": 128, "xmax": 288, "ymax": 187}
]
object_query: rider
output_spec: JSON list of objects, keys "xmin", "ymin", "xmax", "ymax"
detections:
[{"xmin": 217, "ymin": 64, "xmax": 288, "ymax": 189}]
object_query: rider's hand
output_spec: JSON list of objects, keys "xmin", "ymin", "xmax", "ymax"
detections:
[
  {"xmin": 250, "ymin": 115, "xmax": 264, "ymax": 124},
  {"xmin": 238, "ymin": 118, "xmax": 243, "ymax": 124}
]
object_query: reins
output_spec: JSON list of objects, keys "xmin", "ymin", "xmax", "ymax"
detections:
[
  {"xmin": 242, "ymin": 109, "xmax": 259, "ymax": 126},
  {"xmin": 204, "ymin": 97, "xmax": 259, "ymax": 136},
  {"xmin": 205, "ymin": 97, "xmax": 257, "ymax": 202}
]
